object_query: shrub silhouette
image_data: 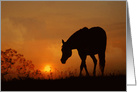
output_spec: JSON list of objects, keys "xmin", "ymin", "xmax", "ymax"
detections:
[
  {"xmin": 1, "ymin": 48, "xmax": 35, "ymax": 81},
  {"xmin": 1, "ymin": 49, "xmax": 79, "ymax": 81}
]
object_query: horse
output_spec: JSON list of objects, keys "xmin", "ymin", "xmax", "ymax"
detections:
[{"xmin": 61, "ymin": 27, "xmax": 107, "ymax": 76}]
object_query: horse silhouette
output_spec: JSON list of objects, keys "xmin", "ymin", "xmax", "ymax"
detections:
[{"xmin": 61, "ymin": 27, "xmax": 107, "ymax": 76}]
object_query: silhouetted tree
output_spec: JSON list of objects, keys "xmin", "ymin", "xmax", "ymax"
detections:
[
  {"xmin": 1, "ymin": 49, "xmax": 17, "ymax": 80},
  {"xmin": 1, "ymin": 48, "xmax": 35, "ymax": 81}
]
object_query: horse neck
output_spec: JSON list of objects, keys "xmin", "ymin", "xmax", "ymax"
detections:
[{"xmin": 66, "ymin": 38, "xmax": 77, "ymax": 50}]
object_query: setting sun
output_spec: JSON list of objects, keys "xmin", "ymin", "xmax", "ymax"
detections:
[{"xmin": 44, "ymin": 65, "xmax": 51, "ymax": 72}]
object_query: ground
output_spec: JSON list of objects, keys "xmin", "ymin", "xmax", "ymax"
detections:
[{"xmin": 1, "ymin": 75, "xmax": 126, "ymax": 91}]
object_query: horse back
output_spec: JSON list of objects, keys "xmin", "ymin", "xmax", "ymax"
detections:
[{"xmin": 72, "ymin": 27, "xmax": 107, "ymax": 54}]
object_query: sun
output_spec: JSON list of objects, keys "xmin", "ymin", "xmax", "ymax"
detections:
[{"xmin": 44, "ymin": 65, "xmax": 51, "ymax": 72}]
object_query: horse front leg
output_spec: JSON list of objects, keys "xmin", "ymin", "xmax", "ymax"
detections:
[
  {"xmin": 80, "ymin": 61, "xmax": 84, "ymax": 76},
  {"xmin": 78, "ymin": 50, "xmax": 89, "ymax": 76},
  {"xmin": 80, "ymin": 60, "xmax": 89, "ymax": 76}
]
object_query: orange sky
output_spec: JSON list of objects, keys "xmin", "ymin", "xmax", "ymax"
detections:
[{"xmin": 1, "ymin": 1, "xmax": 126, "ymax": 76}]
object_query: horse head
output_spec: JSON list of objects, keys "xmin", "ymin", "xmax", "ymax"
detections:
[{"xmin": 61, "ymin": 39, "xmax": 72, "ymax": 64}]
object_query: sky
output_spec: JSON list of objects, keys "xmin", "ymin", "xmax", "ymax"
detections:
[{"xmin": 1, "ymin": 1, "xmax": 126, "ymax": 76}]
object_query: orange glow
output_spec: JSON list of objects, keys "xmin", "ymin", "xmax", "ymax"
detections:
[
  {"xmin": 44, "ymin": 65, "xmax": 51, "ymax": 72},
  {"xmin": 1, "ymin": 1, "xmax": 126, "ymax": 77}
]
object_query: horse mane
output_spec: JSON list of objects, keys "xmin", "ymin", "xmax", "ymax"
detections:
[{"xmin": 66, "ymin": 27, "xmax": 89, "ymax": 43}]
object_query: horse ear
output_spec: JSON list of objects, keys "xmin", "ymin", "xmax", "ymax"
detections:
[{"xmin": 62, "ymin": 39, "xmax": 65, "ymax": 44}]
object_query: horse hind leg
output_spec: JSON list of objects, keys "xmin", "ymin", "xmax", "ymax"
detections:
[
  {"xmin": 98, "ymin": 52, "xmax": 106, "ymax": 76},
  {"xmin": 90, "ymin": 55, "xmax": 97, "ymax": 76}
]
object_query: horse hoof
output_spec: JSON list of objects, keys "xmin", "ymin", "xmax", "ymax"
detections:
[
  {"xmin": 86, "ymin": 74, "xmax": 89, "ymax": 77},
  {"xmin": 79, "ymin": 74, "xmax": 82, "ymax": 77},
  {"xmin": 93, "ymin": 73, "xmax": 96, "ymax": 77}
]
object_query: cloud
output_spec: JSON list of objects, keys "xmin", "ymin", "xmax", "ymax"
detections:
[
  {"xmin": 9, "ymin": 17, "xmax": 47, "ymax": 40},
  {"xmin": 1, "ymin": 18, "xmax": 27, "ymax": 49}
]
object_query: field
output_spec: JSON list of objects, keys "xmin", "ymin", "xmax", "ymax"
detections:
[{"xmin": 1, "ymin": 75, "xmax": 126, "ymax": 91}]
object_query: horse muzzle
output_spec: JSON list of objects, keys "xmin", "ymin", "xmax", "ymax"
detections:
[{"xmin": 61, "ymin": 59, "xmax": 66, "ymax": 64}]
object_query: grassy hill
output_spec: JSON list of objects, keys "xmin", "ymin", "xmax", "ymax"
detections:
[{"xmin": 1, "ymin": 75, "xmax": 126, "ymax": 91}]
